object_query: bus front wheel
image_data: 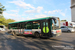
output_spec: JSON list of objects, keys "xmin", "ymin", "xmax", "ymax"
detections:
[
  {"xmin": 67, "ymin": 30, "xmax": 71, "ymax": 33},
  {"xmin": 34, "ymin": 32, "xmax": 40, "ymax": 38}
]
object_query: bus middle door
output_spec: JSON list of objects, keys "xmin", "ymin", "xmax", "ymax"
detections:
[{"xmin": 41, "ymin": 20, "xmax": 50, "ymax": 37}]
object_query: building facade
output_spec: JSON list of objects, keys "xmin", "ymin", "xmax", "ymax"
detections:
[{"xmin": 71, "ymin": 0, "xmax": 75, "ymax": 22}]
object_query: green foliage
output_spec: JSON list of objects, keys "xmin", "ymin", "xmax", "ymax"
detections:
[
  {"xmin": 61, "ymin": 20, "xmax": 67, "ymax": 22},
  {"xmin": 0, "ymin": 23, "xmax": 3, "ymax": 25},
  {"xmin": 0, "ymin": 15, "xmax": 4, "ymax": 18},
  {"xmin": 6, "ymin": 19, "xmax": 15, "ymax": 27},
  {"xmin": 0, "ymin": 16, "xmax": 15, "ymax": 27},
  {"xmin": 0, "ymin": 16, "xmax": 6, "ymax": 25},
  {"xmin": 0, "ymin": 3, "xmax": 15, "ymax": 27},
  {"xmin": 7, "ymin": 19, "xmax": 15, "ymax": 23},
  {"xmin": 0, "ymin": 3, "xmax": 6, "ymax": 14},
  {"xmin": 0, "ymin": 3, "xmax": 6, "ymax": 11}
]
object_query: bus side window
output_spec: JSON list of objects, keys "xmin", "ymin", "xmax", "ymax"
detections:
[
  {"xmin": 25, "ymin": 23, "xmax": 32, "ymax": 29},
  {"xmin": 24, "ymin": 24, "xmax": 26, "ymax": 29},
  {"xmin": 38, "ymin": 23, "xmax": 40, "ymax": 29},
  {"xmin": 33, "ymin": 23, "xmax": 40, "ymax": 29},
  {"xmin": 18, "ymin": 24, "xmax": 20, "ymax": 29},
  {"xmin": 9, "ymin": 25, "xmax": 11, "ymax": 29},
  {"xmin": 20, "ymin": 23, "xmax": 24, "ymax": 29}
]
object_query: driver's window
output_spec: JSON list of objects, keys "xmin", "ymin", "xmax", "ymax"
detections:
[
  {"xmin": 51, "ymin": 18, "xmax": 60, "ymax": 30},
  {"xmin": 52, "ymin": 19, "xmax": 55, "ymax": 26},
  {"xmin": 64, "ymin": 26, "xmax": 67, "ymax": 28},
  {"xmin": 52, "ymin": 19, "xmax": 56, "ymax": 30}
]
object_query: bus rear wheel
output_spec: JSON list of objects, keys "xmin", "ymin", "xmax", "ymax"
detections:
[
  {"xmin": 35, "ymin": 32, "xmax": 40, "ymax": 38},
  {"xmin": 12, "ymin": 31, "xmax": 16, "ymax": 36}
]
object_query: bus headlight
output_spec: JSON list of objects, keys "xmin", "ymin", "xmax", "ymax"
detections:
[{"xmin": 52, "ymin": 30, "xmax": 56, "ymax": 34}]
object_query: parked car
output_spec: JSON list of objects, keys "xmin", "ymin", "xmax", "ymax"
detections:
[
  {"xmin": 0, "ymin": 25, "xmax": 5, "ymax": 31},
  {"xmin": 61, "ymin": 26, "xmax": 75, "ymax": 32}
]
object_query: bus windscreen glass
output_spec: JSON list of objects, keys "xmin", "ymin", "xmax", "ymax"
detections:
[{"xmin": 52, "ymin": 18, "xmax": 59, "ymax": 30}]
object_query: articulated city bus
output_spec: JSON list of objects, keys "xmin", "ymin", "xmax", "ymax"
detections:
[{"xmin": 8, "ymin": 17, "xmax": 62, "ymax": 38}]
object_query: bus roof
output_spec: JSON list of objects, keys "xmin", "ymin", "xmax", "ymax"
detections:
[{"xmin": 8, "ymin": 17, "xmax": 58, "ymax": 24}]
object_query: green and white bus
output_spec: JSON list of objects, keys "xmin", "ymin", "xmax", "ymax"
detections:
[{"xmin": 8, "ymin": 17, "xmax": 61, "ymax": 38}]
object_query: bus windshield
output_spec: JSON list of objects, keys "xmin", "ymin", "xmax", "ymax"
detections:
[{"xmin": 52, "ymin": 18, "xmax": 60, "ymax": 30}]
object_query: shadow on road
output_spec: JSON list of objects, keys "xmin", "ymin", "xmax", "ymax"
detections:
[{"xmin": 0, "ymin": 32, "xmax": 75, "ymax": 50}]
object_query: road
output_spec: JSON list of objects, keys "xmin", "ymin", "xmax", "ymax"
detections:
[{"xmin": 0, "ymin": 31, "xmax": 75, "ymax": 50}]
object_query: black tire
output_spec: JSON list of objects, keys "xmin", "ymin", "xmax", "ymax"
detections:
[
  {"xmin": 8, "ymin": 31, "xmax": 11, "ymax": 33},
  {"xmin": 12, "ymin": 31, "xmax": 16, "ymax": 36},
  {"xmin": 35, "ymin": 32, "xmax": 40, "ymax": 38},
  {"xmin": 67, "ymin": 30, "xmax": 71, "ymax": 33}
]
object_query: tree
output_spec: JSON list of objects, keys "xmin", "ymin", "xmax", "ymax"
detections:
[
  {"xmin": 7, "ymin": 19, "xmax": 15, "ymax": 23},
  {"xmin": 0, "ymin": 15, "xmax": 15, "ymax": 27},
  {"xmin": 0, "ymin": 3, "xmax": 15, "ymax": 27},
  {"xmin": 5, "ymin": 19, "xmax": 15, "ymax": 27},
  {"xmin": 0, "ymin": 3, "xmax": 6, "ymax": 14},
  {"xmin": 0, "ymin": 16, "xmax": 6, "ymax": 25},
  {"xmin": 0, "ymin": 15, "xmax": 4, "ymax": 18},
  {"xmin": 61, "ymin": 20, "xmax": 67, "ymax": 22},
  {"xmin": 0, "ymin": 3, "xmax": 6, "ymax": 11}
]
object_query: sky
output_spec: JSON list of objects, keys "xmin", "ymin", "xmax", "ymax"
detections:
[{"xmin": 0, "ymin": 0, "xmax": 71, "ymax": 21}]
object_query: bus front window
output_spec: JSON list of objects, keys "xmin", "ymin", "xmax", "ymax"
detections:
[{"xmin": 52, "ymin": 18, "xmax": 60, "ymax": 30}]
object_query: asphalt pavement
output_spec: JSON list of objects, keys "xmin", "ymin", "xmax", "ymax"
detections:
[{"xmin": 0, "ymin": 31, "xmax": 75, "ymax": 50}]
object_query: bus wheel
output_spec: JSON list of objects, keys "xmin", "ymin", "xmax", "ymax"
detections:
[
  {"xmin": 67, "ymin": 30, "xmax": 71, "ymax": 33},
  {"xmin": 12, "ymin": 31, "xmax": 16, "ymax": 36},
  {"xmin": 35, "ymin": 32, "xmax": 40, "ymax": 38}
]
